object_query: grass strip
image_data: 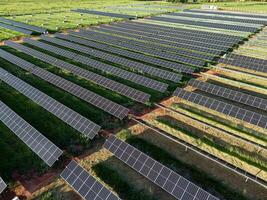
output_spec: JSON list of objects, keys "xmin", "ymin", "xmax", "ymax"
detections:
[{"xmin": 93, "ymin": 163, "xmax": 157, "ymax": 200}]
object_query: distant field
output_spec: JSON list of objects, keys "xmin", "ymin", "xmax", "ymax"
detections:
[
  {"xmin": 207, "ymin": 2, "xmax": 267, "ymax": 13},
  {"xmin": 0, "ymin": 0, "xmax": 185, "ymax": 41}
]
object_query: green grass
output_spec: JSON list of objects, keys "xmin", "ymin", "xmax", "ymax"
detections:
[
  {"xmin": 0, "ymin": 123, "xmax": 48, "ymax": 180},
  {"xmin": 93, "ymin": 163, "xmax": 157, "ymax": 200},
  {"xmin": 117, "ymin": 130, "xmax": 249, "ymax": 200},
  {"xmin": 208, "ymin": 2, "xmax": 267, "ymax": 14}
]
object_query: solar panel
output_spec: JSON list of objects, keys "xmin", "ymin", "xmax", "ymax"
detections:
[
  {"xmin": 70, "ymin": 30, "xmax": 206, "ymax": 67},
  {"xmin": 0, "ymin": 177, "xmax": 7, "ymax": 194},
  {"xmin": 0, "ymin": 57, "xmax": 101, "ymax": 139},
  {"xmin": 218, "ymin": 56, "xmax": 267, "ymax": 73},
  {"xmin": 5, "ymin": 41, "xmax": 129, "ymax": 119},
  {"xmin": 90, "ymin": 27, "xmax": 218, "ymax": 59},
  {"xmin": 150, "ymin": 16, "xmax": 259, "ymax": 32},
  {"xmin": 0, "ymin": 17, "xmax": 47, "ymax": 33},
  {"xmin": 15, "ymin": 39, "xmax": 150, "ymax": 104},
  {"xmin": 185, "ymin": 9, "xmax": 267, "ymax": 19},
  {"xmin": 173, "ymin": 88, "xmax": 267, "ymax": 129},
  {"xmin": 104, "ymin": 135, "xmax": 219, "ymax": 200},
  {"xmin": 55, "ymin": 33, "xmax": 195, "ymax": 74},
  {"xmin": 97, "ymin": 25, "xmax": 229, "ymax": 53},
  {"xmin": 0, "ymin": 22, "xmax": 32, "ymax": 35},
  {"xmin": 226, "ymin": 53, "xmax": 267, "ymax": 66},
  {"xmin": 103, "ymin": 23, "xmax": 234, "ymax": 49},
  {"xmin": 25, "ymin": 38, "xmax": 168, "ymax": 93},
  {"xmin": 188, "ymin": 79, "xmax": 267, "ymax": 112},
  {"xmin": 39, "ymin": 35, "xmax": 182, "ymax": 83},
  {"xmin": 73, "ymin": 9, "xmax": 136, "ymax": 19},
  {"xmin": 170, "ymin": 12, "xmax": 267, "ymax": 25},
  {"xmin": 0, "ymin": 99, "xmax": 63, "ymax": 166},
  {"xmin": 126, "ymin": 21, "xmax": 242, "ymax": 43},
  {"xmin": 61, "ymin": 160, "xmax": 121, "ymax": 200}
]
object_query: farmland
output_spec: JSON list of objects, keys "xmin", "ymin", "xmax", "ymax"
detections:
[{"xmin": 0, "ymin": 1, "xmax": 267, "ymax": 200}]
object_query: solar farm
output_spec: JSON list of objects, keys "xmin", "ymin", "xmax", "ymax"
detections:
[{"xmin": 0, "ymin": 1, "xmax": 267, "ymax": 200}]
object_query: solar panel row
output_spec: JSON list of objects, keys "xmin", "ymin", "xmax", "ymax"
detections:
[
  {"xmin": 0, "ymin": 98, "xmax": 62, "ymax": 166},
  {"xmin": 61, "ymin": 160, "xmax": 121, "ymax": 200},
  {"xmin": 104, "ymin": 135, "xmax": 219, "ymax": 200},
  {"xmin": 186, "ymin": 9, "xmax": 267, "ymax": 20},
  {"xmin": 90, "ymin": 27, "xmax": 218, "ymax": 59},
  {"xmin": 127, "ymin": 21, "xmax": 242, "ymax": 43},
  {"xmin": 73, "ymin": 9, "xmax": 136, "ymax": 19},
  {"xmin": 55, "ymin": 33, "xmax": 195, "ymax": 74},
  {"xmin": 188, "ymin": 79, "xmax": 267, "ymax": 112},
  {"xmin": 0, "ymin": 51, "xmax": 101, "ymax": 139},
  {"xmin": 5, "ymin": 41, "xmax": 129, "ymax": 119},
  {"xmin": 0, "ymin": 177, "xmax": 7, "ymax": 194},
  {"xmin": 23, "ymin": 38, "xmax": 150, "ymax": 103},
  {"xmin": 70, "ymin": 30, "xmax": 206, "ymax": 67},
  {"xmin": 173, "ymin": 88, "xmax": 267, "ymax": 129},
  {"xmin": 163, "ymin": 14, "xmax": 263, "ymax": 29},
  {"xmin": 226, "ymin": 53, "xmax": 267, "ymax": 66},
  {"xmin": 171, "ymin": 12, "xmax": 267, "ymax": 25},
  {"xmin": 150, "ymin": 16, "xmax": 258, "ymax": 32},
  {"xmin": 28, "ymin": 37, "xmax": 168, "ymax": 93},
  {"xmin": 0, "ymin": 22, "xmax": 32, "ymax": 35},
  {"xmin": 218, "ymin": 57, "xmax": 267, "ymax": 73},
  {"xmin": 0, "ymin": 17, "xmax": 47, "ymax": 33},
  {"xmin": 98, "ymin": 25, "xmax": 230, "ymax": 52},
  {"xmin": 103, "ymin": 23, "xmax": 233, "ymax": 49},
  {"xmin": 39, "ymin": 35, "xmax": 182, "ymax": 83}
]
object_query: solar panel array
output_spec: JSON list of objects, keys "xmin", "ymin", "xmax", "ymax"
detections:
[
  {"xmin": 26, "ymin": 37, "xmax": 168, "ymax": 93},
  {"xmin": 55, "ymin": 33, "xmax": 195, "ymax": 74},
  {"xmin": 169, "ymin": 12, "xmax": 267, "ymax": 25},
  {"xmin": 218, "ymin": 55, "xmax": 267, "ymax": 73},
  {"xmin": 90, "ymin": 27, "xmax": 217, "ymax": 60},
  {"xmin": 0, "ymin": 177, "xmax": 7, "ymax": 194},
  {"xmin": 173, "ymin": 88, "xmax": 267, "ymax": 129},
  {"xmin": 39, "ymin": 35, "xmax": 182, "ymax": 83},
  {"xmin": 0, "ymin": 99, "xmax": 63, "ymax": 166},
  {"xmin": 70, "ymin": 30, "xmax": 206, "ymax": 67},
  {"xmin": 73, "ymin": 9, "xmax": 136, "ymax": 19},
  {"xmin": 0, "ymin": 22, "xmax": 33, "ymax": 35},
  {"xmin": 125, "ymin": 21, "xmax": 242, "ymax": 43},
  {"xmin": 110, "ymin": 22, "xmax": 237, "ymax": 47},
  {"xmin": 5, "ymin": 41, "xmax": 129, "ymax": 119},
  {"xmin": 0, "ymin": 51, "xmax": 101, "ymax": 139},
  {"xmin": 0, "ymin": 17, "xmax": 47, "ymax": 33},
  {"xmin": 188, "ymin": 79, "xmax": 267, "ymax": 112},
  {"xmin": 61, "ymin": 160, "xmax": 121, "ymax": 200},
  {"xmin": 102, "ymin": 23, "xmax": 233, "ymax": 49},
  {"xmin": 186, "ymin": 9, "xmax": 267, "ymax": 19},
  {"xmin": 150, "ymin": 16, "xmax": 258, "ymax": 32},
  {"xmin": 23, "ymin": 39, "xmax": 150, "ymax": 103},
  {"xmin": 97, "ymin": 25, "xmax": 228, "ymax": 53},
  {"xmin": 104, "ymin": 135, "xmax": 219, "ymax": 200}
]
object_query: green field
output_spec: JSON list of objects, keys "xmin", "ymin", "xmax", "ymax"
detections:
[
  {"xmin": 208, "ymin": 2, "xmax": 267, "ymax": 13},
  {"xmin": 0, "ymin": 0, "xmax": 185, "ymax": 40}
]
